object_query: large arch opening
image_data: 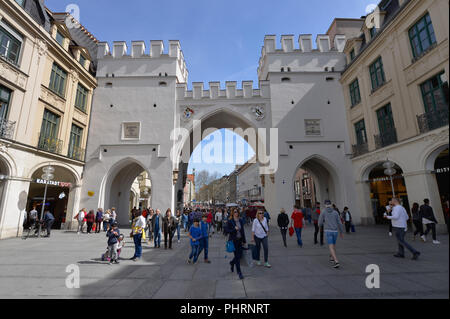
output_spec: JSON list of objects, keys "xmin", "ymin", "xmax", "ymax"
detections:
[
  {"xmin": 425, "ymin": 145, "xmax": 449, "ymax": 222},
  {"xmin": 26, "ymin": 165, "xmax": 78, "ymax": 229},
  {"xmin": 365, "ymin": 162, "xmax": 409, "ymax": 225},
  {"xmin": 0, "ymin": 156, "xmax": 10, "ymax": 225},
  {"xmin": 178, "ymin": 109, "xmax": 258, "ymax": 209},
  {"xmin": 104, "ymin": 159, "xmax": 152, "ymax": 226},
  {"xmin": 292, "ymin": 156, "xmax": 340, "ymax": 211}
]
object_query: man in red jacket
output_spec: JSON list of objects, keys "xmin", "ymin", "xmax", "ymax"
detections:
[{"xmin": 291, "ymin": 205, "xmax": 305, "ymax": 247}]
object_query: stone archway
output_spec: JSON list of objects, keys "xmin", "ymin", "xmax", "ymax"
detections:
[
  {"xmin": 174, "ymin": 108, "xmax": 265, "ymax": 210},
  {"xmin": 103, "ymin": 158, "xmax": 152, "ymax": 225},
  {"xmin": 291, "ymin": 156, "xmax": 341, "ymax": 209},
  {"xmin": 27, "ymin": 164, "xmax": 79, "ymax": 230},
  {"xmin": 0, "ymin": 155, "xmax": 10, "ymax": 230}
]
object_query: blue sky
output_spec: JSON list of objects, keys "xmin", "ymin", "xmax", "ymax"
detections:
[{"xmin": 45, "ymin": 0, "xmax": 376, "ymax": 176}]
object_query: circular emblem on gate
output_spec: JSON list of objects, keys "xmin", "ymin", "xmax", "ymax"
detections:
[
  {"xmin": 251, "ymin": 105, "xmax": 266, "ymax": 121},
  {"xmin": 182, "ymin": 107, "xmax": 195, "ymax": 121}
]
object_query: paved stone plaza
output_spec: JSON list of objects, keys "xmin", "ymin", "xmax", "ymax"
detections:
[{"xmin": 0, "ymin": 224, "xmax": 448, "ymax": 299}]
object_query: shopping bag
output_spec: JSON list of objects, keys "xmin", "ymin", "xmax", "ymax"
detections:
[
  {"xmin": 289, "ymin": 227, "xmax": 294, "ymax": 237},
  {"xmin": 226, "ymin": 240, "xmax": 235, "ymax": 253},
  {"xmin": 351, "ymin": 224, "xmax": 356, "ymax": 233},
  {"xmin": 92, "ymin": 223, "xmax": 96, "ymax": 232}
]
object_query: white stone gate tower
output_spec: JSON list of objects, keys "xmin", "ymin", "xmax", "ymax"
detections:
[{"xmin": 79, "ymin": 34, "xmax": 362, "ymax": 226}]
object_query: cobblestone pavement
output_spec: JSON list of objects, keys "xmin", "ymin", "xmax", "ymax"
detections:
[{"xmin": 0, "ymin": 223, "xmax": 448, "ymax": 299}]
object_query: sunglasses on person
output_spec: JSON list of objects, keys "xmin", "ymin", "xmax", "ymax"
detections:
[{"xmin": 258, "ymin": 212, "xmax": 264, "ymax": 215}]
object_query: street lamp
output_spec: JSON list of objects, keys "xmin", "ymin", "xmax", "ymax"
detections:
[
  {"xmin": 38, "ymin": 164, "xmax": 54, "ymax": 238},
  {"xmin": 383, "ymin": 160, "xmax": 397, "ymax": 198}
]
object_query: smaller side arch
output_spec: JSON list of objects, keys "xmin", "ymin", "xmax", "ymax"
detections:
[{"xmin": 422, "ymin": 143, "xmax": 449, "ymax": 171}]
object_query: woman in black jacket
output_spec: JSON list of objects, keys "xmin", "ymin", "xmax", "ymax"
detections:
[
  {"xmin": 225, "ymin": 209, "xmax": 247, "ymax": 280},
  {"xmin": 277, "ymin": 208, "xmax": 289, "ymax": 247}
]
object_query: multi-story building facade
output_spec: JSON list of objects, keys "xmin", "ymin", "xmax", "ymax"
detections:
[
  {"xmin": 0, "ymin": 0, "xmax": 97, "ymax": 238},
  {"xmin": 340, "ymin": 0, "xmax": 449, "ymax": 225},
  {"xmin": 293, "ymin": 168, "xmax": 317, "ymax": 208},
  {"xmin": 236, "ymin": 157, "xmax": 264, "ymax": 205},
  {"xmin": 183, "ymin": 173, "xmax": 195, "ymax": 207}
]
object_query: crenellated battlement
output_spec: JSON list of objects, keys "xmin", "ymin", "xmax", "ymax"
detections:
[
  {"xmin": 257, "ymin": 34, "xmax": 347, "ymax": 80},
  {"xmin": 260, "ymin": 34, "xmax": 346, "ymax": 56},
  {"xmin": 97, "ymin": 40, "xmax": 188, "ymax": 82},
  {"xmin": 96, "ymin": 40, "xmax": 188, "ymax": 82},
  {"xmin": 176, "ymin": 80, "xmax": 270, "ymax": 100}
]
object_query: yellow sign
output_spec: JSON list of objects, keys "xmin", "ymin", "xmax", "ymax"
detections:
[{"xmin": 88, "ymin": 191, "xmax": 95, "ymax": 197}]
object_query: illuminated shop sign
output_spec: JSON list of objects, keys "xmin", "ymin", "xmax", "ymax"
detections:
[
  {"xmin": 34, "ymin": 179, "xmax": 72, "ymax": 188},
  {"xmin": 435, "ymin": 167, "xmax": 449, "ymax": 174}
]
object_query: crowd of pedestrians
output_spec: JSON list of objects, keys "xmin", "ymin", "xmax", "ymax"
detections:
[{"xmin": 23, "ymin": 194, "xmax": 446, "ymax": 275}]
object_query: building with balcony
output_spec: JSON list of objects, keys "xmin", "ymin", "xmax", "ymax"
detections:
[
  {"xmin": 0, "ymin": 0, "xmax": 97, "ymax": 238},
  {"xmin": 340, "ymin": 0, "xmax": 449, "ymax": 226}
]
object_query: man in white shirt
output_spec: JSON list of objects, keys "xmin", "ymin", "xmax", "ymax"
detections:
[
  {"xmin": 385, "ymin": 198, "xmax": 420, "ymax": 260},
  {"xmin": 110, "ymin": 208, "xmax": 117, "ymax": 224}
]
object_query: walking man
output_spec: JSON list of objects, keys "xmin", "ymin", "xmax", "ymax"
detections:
[
  {"xmin": 318, "ymin": 200, "xmax": 344, "ymax": 268},
  {"xmin": 152, "ymin": 209, "xmax": 163, "ymax": 248},
  {"xmin": 277, "ymin": 208, "xmax": 289, "ymax": 247},
  {"xmin": 290, "ymin": 205, "xmax": 305, "ymax": 247},
  {"xmin": 342, "ymin": 207, "xmax": 352, "ymax": 234},
  {"xmin": 385, "ymin": 198, "xmax": 420, "ymax": 260},
  {"xmin": 198, "ymin": 214, "xmax": 211, "ymax": 263},
  {"xmin": 419, "ymin": 199, "xmax": 440, "ymax": 244},
  {"xmin": 312, "ymin": 202, "xmax": 324, "ymax": 245},
  {"xmin": 43, "ymin": 210, "xmax": 55, "ymax": 237}
]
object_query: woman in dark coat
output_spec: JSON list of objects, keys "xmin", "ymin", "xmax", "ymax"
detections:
[
  {"xmin": 225, "ymin": 209, "xmax": 247, "ymax": 279},
  {"xmin": 86, "ymin": 210, "xmax": 96, "ymax": 234}
]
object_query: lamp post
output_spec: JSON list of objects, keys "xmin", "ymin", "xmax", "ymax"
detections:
[
  {"xmin": 383, "ymin": 160, "xmax": 397, "ymax": 198},
  {"xmin": 38, "ymin": 165, "xmax": 54, "ymax": 238}
]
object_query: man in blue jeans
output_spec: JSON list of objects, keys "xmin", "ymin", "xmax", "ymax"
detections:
[
  {"xmin": 152, "ymin": 209, "xmax": 163, "ymax": 248},
  {"xmin": 290, "ymin": 205, "xmax": 304, "ymax": 247},
  {"xmin": 197, "ymin": 214, "xmax": 211, "ymax": 263},
  {"xmin": 385, "ymin": 198, "xmax": 420, "ymax": 260}
]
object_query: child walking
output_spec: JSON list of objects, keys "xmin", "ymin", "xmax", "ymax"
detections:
[
  {"xmin": 107, "ymin": 222, "xmax": 121, "ymax": 264},
  {"xmin": 187, "ymin": 219, "xmax": 202, "ymax": 264}
]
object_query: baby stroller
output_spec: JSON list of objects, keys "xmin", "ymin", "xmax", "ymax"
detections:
[{"xmin": 101, "ymin": 234, "xmax": 125, "ymax": 261}]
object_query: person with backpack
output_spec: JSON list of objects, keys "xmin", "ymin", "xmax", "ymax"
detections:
[
  {"xmin": 419, "ymin": 199, "xmax": 440, "ymax": 244},
  {"xmin": 318, "ymin": 200, "xmax": 344, "ymax": 268},
  {"xmin": 252, "ymin": 209, "xmax": 271, "ymax": 268},
  {"xmin": 277, "ymin": 208, "xmax": 289, "ymax": 247}
]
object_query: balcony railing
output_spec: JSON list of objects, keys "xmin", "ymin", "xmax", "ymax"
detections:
[
  {"xmin": 417, "ymin": 107, "xmax": 449, "ymax": 134},
  {"xmin": 37, "ymin": 134, "xmax": 63, "ymax": 154},
  {"xmin": 374, "ymin": 128, "xmax": 398, "ymax": 149},
  {"xmin": 0, "ymin": 118, "xmax": 16, "ymax": 140},
  {"xmin": 352, "ymin": 143, "xmax": 369, "ymax": 157},
  {"xmin": 68, "ymin": 145, "xmax": 85, "ymax": 161}
]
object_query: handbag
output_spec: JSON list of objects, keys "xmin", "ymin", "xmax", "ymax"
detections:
[
  {"xmin": 226, "ymin": 240, "xmax": 235, "ymax": 253},
  {"xmin": 289, "ymin": 226, "xmax": 294, "ymax": 237}
]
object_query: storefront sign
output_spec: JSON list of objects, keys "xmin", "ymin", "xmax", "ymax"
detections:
[
  {"xmin": 435, "ymin": 167, "xmax": 449, "ymax": 174},
  {"xmin": 368, "ymin": 175, "xmax": 403, "ymax": 183},
  {"xmin": 34, "ymin": 179, "xmax": 72, "ymax": 188}
]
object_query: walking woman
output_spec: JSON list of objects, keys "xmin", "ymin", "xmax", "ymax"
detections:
[
  {"xmin": 162, "ymin": 209, "xmax": 176, "ymax": 249},
  {"xmin": 411, "ymin": 202, "xmax": 423, "ymax": 240},
  {"xmin": 252, "ymin": 209, "xmax": 271, "ymax": 267},
  {"xmin": 277, "ymin": 208, "xmax": 289, "ymax": 247},
  {"xmin": 103, "ymin": 210, "xmax": 111, "ymax": 232},
  {"xmin": 86, "ymin": 210, "xmax": 96, "ymax": 234},
  {"xmin": 225, "ymin": 209, "xmax": 247, "ymax": 279}
]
